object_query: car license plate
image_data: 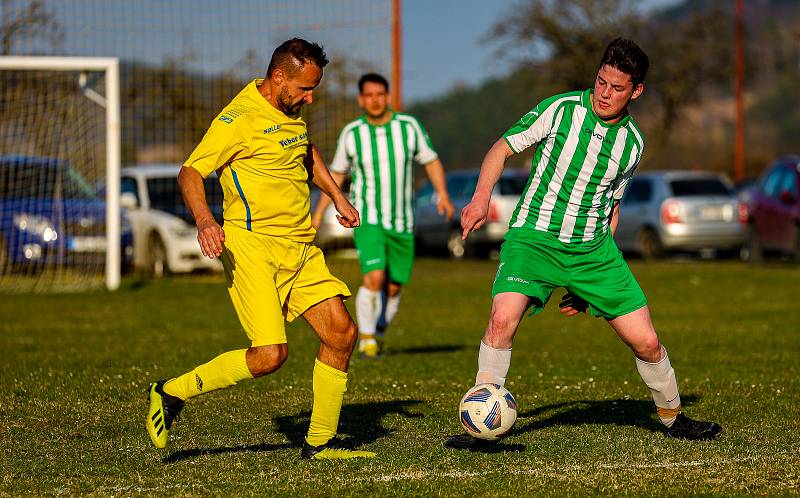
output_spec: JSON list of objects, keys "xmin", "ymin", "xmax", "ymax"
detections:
[
  {"xmin": 699, "ymin": 206, "xmax": 724, "ymax": 220},
  {"xmin": 69, "ymin": 236, "xmax": 107, "ymax": 252}
]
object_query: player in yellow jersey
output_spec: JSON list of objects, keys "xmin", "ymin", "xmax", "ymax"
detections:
[{"xmin": 145, "ymin": 38, "xmax": 375, "ymax": 460}]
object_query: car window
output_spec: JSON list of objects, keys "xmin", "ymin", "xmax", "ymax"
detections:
[
  {"xmin": 622, "ymin": 178, "xmax": 652, "ymax": 205},
  {"xmin": 0, "ymin": 159, "xmax": 96, "ymax": 200},
  {"xmin": 669, "ymin": 178, "xmax": 731, "ymax": 197},
  {"xmin": 146, "ymin": 176, "xmax": 223, "ymax": 215},
  {"xmin": 760, "ymin": 167, "xmax": 785, "ymax": 198},
  {"xmin": 462, "ymin": 177, "xmax": 478, "ymax": 198},
  {"xmin": 121, "ymin": 176, "xmax": 139, "ymax": 204},
  {"xmin": 146, "ymin": 178, "xmax": 182, "ymax": 215},
  {"xmin": 446, "ymin": 177, "xmax": 466, "ymax": 199},
  {"xmin": 778, "ymin": 167, "xmax": 798, "ymax": 198},
  {"xmin": 499, "ymin": 176, "xmax": 528, "ymax": 196},
  {"xmin": 416, "ymin": 182, "xmax": 434, "ymax": 204},
  {"xmin": 203, "ymin": 177, "xmax": 225, "ymax": 209}
]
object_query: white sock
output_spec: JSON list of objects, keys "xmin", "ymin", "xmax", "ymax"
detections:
[
  {"xmin": 635, "ymin": 346, "xmax": 682, "ymax": 427},
  {"xmin": 384, "ymin": 293, "xmax": 400, "ymax": 326},
  {"xmin": 475, "ymin": 340, "xmax": 512, "ymax": 386},
  {"xmin": 355, "ymin": 286, "xmax": 380, "ymax": 335}
]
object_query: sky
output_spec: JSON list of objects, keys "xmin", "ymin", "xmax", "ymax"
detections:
[
  {"xmin": 35, "ymin": 0, "xmax": 682, "ymax": 104},
  {"xmin": 403, "ymin": 1, "xmax": 512, "ymax": 103},
  {"xmin": 402, "ymin": 0, "xmax": 683, "ymax": 104}
]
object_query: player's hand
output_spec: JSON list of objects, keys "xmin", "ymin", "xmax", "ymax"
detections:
[
  {"xmin": 437, "ymin": 195, "xmax": 455, "ymax": 221},
  {"xmin": 333, "ymin": 195, "xmax": 360, "ymax": 228},
  {"xmin": 559, "ymin": 292, "xmax": 589, "ymax": 317},
  {"xmin": 460, "ymin": 198, "xmax": 489, "ymax": 240},
  {"xmin": 196, "ymin": 217, "xmax": 225, "ymax": 259}
]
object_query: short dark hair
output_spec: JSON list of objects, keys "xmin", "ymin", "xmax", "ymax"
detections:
[
  {"xmin": 358, "ymin": 73, "xmax": 389, "ymax": 94},
  {"xmin": 267, "ymin": 38, "xmax": 329, "ymax": 78},
  {"xmin": 599, "ymin": 38, "xmax": 649, "ymax": 86}
]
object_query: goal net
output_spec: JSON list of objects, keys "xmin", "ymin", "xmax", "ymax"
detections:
[
  {"xmin": 0, "ymin": 57, "xmax": 121, "ymax": 292},
  {"xmin": 1, "ymin": 1, "xmax": 394, "ymax": 291}
]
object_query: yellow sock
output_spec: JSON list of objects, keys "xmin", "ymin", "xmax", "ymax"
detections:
[
  {"xmin": 306, "ymin": 358, "xmax": 348, "ymax": 446},
  {"xmin": 163, "ymin": 349, "xmax": 253, "ymax": 401}
]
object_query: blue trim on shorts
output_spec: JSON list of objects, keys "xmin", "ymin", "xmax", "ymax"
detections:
[{"xmin": 230, "ymin": 167, "xmax": 252, "ymax": 231}]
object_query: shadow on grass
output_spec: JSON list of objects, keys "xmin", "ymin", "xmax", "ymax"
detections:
[
  {"xmin": 514, "ymin": 394, "xmax": 701, "ymax": 435},
  {"xmin": 162, "ymin": 442, "xmax": 292, "ymax": 464},
  {"xmin": 388, "ymin": 344, "xmax": 466, "ymax": 355},
  {"xmin": 274, "ymin": 399, "xmax": 424, "ymax": 448},
  {"xmin": 161, "ymin": 400, "xmax": 423, "ymax": 463}
]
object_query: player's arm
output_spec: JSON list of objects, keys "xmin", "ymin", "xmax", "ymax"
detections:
[
  {"xmin": 310, "ymin": 172, "xmax": 347, "ymax": 229},
  {"xmin": 178, "ymin": 166, "xmax": 225, "ymax": 259},
  {"xmin": 460, "ymin": 139, "xmax": 514, "ymax": 240},
  {"xmin": 307, "ymin": 144, "xmax": 359, "ymax": 229},
  {"xmin": 423, "ymin": 158, "xmax": 454, "ymax": 220}
]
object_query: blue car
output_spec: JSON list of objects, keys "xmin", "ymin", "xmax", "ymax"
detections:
[{"xmin": 0, "ymin": 155, "xmax": 132, "ymax": 272}]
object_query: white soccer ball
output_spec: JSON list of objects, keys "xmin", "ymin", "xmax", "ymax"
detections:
[{"xmin": 459, "ymin": 383, "xmax": 518, "ymax": 440}]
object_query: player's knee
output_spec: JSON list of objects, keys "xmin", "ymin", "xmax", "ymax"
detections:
[
  {"xmin": 487, "ymin": 310, "xmax": 516, "ymax": 341},
  {"xmin": 247, "ymin": 344, "xmax": 288, "ymax": 377},
  {"xmin": 327, "ymin": 317, "xmax": 357, "ymax": 354},
  {"xmin": 339, "ymin": 318, "xmax": 359, "ymax": 350},
  {"xmin": 364, "ymin": 271, "xmax": 385, "ymax": 291},
  {"xmin": 634, "ymin": 338, "xmax": 662, "ymax": 363}
]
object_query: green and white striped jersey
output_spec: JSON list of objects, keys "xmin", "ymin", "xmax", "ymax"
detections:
[
  {"xmin": 503, "ymin": 89, "xmax": 644, "ymax": 243},
  {"xmin": 330, "ymin": 112, "xmax": 438, "ymax": 234}
]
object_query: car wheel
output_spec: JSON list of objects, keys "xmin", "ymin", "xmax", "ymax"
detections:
[
  {"xmin": 637, "ymin": 228, "xmax": 663, "ymax": 259},
  {"xmin": 745, "ymin": 225, "xmax": 763, "ymax": 263},
  {"xmin": 147, "ymin": 233, "xmax": 170, "ymax": 278},
  {"xmin": 447, "ymin": 229, "xmax": 467, "ymax": 259}
]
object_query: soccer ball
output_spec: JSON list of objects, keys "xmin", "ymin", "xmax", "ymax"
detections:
[{"xmin": 459, "ymin": 383, "xmax": 518, "ymax": 440}]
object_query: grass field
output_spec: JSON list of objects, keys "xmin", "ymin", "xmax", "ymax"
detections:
[{"xmin": 1, "ymin": 257, "xmax": 798, "ymax": 496}]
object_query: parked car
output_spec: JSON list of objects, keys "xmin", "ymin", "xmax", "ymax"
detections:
[
  {"xmin": 743, "ymin": 156, "xmax": 800, "ymax": 262},
  {"xmin": 0, "ymin": 155, "xmax": 133, "ymax": 273},
  {"xmin": 120, "ymin": 164, "xmax": 223, "ymax": 276},
  {"xmin": 615, "ymin": 170, "xmax": 745, "ymax": 258},
  {"xmin": 415, "ymin": 169, "xmax": 529, "ymax": 258}
]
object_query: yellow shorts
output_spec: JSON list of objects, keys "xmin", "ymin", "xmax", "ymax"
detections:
[{"xmin": 221, "ymin": 224, "xmax": 351, "ymax": 347}]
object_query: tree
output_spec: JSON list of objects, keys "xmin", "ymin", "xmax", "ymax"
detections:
[
  {"xmin": 488, "ymin": 0, "xmax": 732, "ymax": 146},
  {"xmin": 1, "ymin": 0, "xmax": 62, "ymax": 55}
]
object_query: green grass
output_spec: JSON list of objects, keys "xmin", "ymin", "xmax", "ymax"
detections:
[{"xmin": 1, "ymin": 258, "xmax": 798, "ymax": 496}]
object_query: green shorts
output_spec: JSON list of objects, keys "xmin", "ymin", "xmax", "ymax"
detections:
[
  {"xmin": 492, "ymin": 228, "xmax": 647, "ymax": 319},
  {"xmin": 353, "ymin": 224, "xmax": 415, "ymax": 284}
]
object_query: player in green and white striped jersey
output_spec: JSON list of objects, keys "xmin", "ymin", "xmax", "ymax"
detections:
[
  {"xmin": 451, "ymin": 38, "xmax": 721, "ymax": 446},
  {"xmin": 312, "ymin": 73, "xmax": 454, "ymax": 358}
]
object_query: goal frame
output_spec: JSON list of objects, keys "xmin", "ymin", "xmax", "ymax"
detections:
[{"xmin": 0, "ymin": 56, "xmax": 121, "ymax": 290}]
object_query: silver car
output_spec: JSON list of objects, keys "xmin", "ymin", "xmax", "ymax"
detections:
[
  {"xmin": 615, "ymin": 171, "xmax": 745, "ymax": 258},
  {"xmin": 415, "ymin": 169, "xmax": 529, "ymax": 258}
]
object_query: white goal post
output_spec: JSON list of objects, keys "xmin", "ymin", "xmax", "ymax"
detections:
[{"xmin": 0, "ymin": 56, "xmax": 121, "ymax": 291}]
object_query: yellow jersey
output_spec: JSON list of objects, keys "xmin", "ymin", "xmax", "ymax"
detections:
[{"xmin": 184, "ymin": 79, "xmax": 315, "ymax": 241}]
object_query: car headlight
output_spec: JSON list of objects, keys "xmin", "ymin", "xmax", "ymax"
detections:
[
  {"xmin": 169, "ymin": 221, "xmax": 197, "ymax": 238},
  {"xmin": 14, "ymin": 214, "xmax": 58, "ymax": 242}
]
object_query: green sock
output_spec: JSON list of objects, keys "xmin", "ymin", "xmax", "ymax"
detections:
[
  {"xmin": 306, "ymin": 358, "xmax": 348, "ymax": 446},
  {"xmin": 163, "ymin": 349, "xmax": 253, "ymax": 401}
]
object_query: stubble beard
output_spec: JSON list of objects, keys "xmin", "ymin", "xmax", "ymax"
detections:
[{"xmin": 278, "ymin": 86, "xmax": 303, "ymax": 116}]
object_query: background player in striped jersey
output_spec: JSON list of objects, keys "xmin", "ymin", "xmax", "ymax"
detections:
[
  {"xmin": 455, "ymin": 38, "xmax": 721, "ymax": 443},
  {"xmin": 312, "ymin": 73, "xmax": 454, "ymax": 358}
]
